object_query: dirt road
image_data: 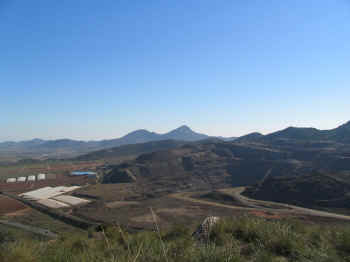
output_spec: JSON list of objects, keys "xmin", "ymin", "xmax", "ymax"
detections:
[
  {"xmin": 0, "ymin": 219, "xmax": 57, "ymax": 238},
  {"xmin": 170, "ymin": 187, "xmax": 350, "ymax": 221}
]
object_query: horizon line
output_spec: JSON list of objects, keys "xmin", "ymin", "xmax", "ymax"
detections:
[{"xmin": 1, "ymin": 120, "xmax": 349, "ymax": 143}]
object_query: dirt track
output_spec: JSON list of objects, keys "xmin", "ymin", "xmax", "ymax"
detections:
[
  {"xmin": 169, "ymin": 187, "xmax": 350, "ymax": 222},
  {"xmin": 0, "ymin": 219, "xmax": 57, "ymax": 238}
]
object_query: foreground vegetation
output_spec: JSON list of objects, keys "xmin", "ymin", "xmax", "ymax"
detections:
[{"xmin": 2, "ymin": 216, "xmax": 350, "ymax": 261}]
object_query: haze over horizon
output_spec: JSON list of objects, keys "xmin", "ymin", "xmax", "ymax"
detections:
[
  {"xmin": 0, "ymin": 121, "xmax": 350, "ymax": 143},
  {"xmin": 1, "ymin": 1, "xmax": 349, "ymax": 142}
]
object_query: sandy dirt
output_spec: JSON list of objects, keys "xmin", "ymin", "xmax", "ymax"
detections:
[
  {"xmin": 106, "ymin": 201, "xmax": 140, "ymax": 208},
  {"xmin": 0, "ymin": 196, "xmax": 28, "ymax": 216},
  {"xmin": 169, "ymin": 187, "xmax": 350, "ymax": 222}
]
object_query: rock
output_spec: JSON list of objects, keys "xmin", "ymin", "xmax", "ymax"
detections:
[{"xmin": 192, "ymin": 216, "xmax": 220, "ymax": 241}]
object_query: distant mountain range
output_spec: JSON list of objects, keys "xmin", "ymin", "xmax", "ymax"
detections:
[
  {"xmin": 0, "ymin": 125, "xmax": 217, "ymax": 159},
  {"xmin": 236, "ymin": 121, "xmax": 350, "ymax": 144},
  {"xmin": 1, "ymin": 121, "xmax": 350, "ymax": 161},
  {"xmin": 99, "ymin": 120, "xmax": 350, "ymax": 213}
]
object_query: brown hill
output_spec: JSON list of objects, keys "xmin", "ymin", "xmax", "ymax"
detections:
[{"xmin": 102, "ymin": 141, "xmax": 308, "ymax": 196}]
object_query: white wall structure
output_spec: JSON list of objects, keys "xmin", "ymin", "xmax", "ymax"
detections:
[
  {"xmin": 20, "ymin": 186, "xmax": 81, "ymax": 201},
  {"xmin": 53, "ymin": 195, "xmax": 90, "ymax": 206},
  {"xmin": 19, "ymin": 186, "xmax": 90, "ymax": 209},
  {"xmin": 17, "ymin": 177, "xmax": 26, "ymax": 182},
  {"xmin": 37, "ymin": 174, "xmax": 46, "ymax": 180},
  {"xmin": 37, "ymin": 199, "xmax": 70, "ymax": 209},
  {"xmin": 6, "ymin": 178, "xmax": 16, "ymax": 183},
  {"xmin": 27, "ymin": 175, "xmax": 36, "ymax": 182}
]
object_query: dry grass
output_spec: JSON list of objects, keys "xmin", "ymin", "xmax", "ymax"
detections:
[{"xmin": 2, "ymin": 215, "xmax": 350, "ymax": 261}]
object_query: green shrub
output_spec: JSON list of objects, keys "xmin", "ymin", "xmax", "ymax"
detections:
[{"xmin": 335, "ymin": 228, "xmax": 350, "ymax": 261}]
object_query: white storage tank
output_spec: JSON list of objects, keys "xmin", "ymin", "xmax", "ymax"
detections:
[
  {"xmin": 37, "ymin": 173, "xmax": 46, "ymax": 180},
  {"xmin": 6, "ymin": 178, "xmax": 16, "ymax": 183},
  {"xmin": 17, "ymin": 177, "xmax": 26, "ymax": 182},
  {"xmin": 27, "ymin": 175, "xmax": 36, "ymax": 182}
]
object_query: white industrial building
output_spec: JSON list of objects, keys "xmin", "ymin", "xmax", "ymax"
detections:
[
  {"xmin": 27, "ymin": 175, "xmax": 36, "ymax": 182},
  {"xmin": 19, "ymin": 185, "xmax": 89, "ymax": 209},
  {"xmin": 6, "ymin": 178, "xmax": 16, "ymax": 183},
  {"xmin": 53, "ymin": 195, "xmax": 90, "ymax": 206},
  {"xmin": 37, "ymin": 199, "xmax": 70, "ymax": 209},
  {"xmin": 37, "ymin": 174, "xmax": 46, "ymax": 180},
  {"xmin": 20, "ymin": 186, "xmax": 81, "ymax": 201},
  {"xmin": 17, "ymin": 177, "xmax": 26, "ymax": 182}
]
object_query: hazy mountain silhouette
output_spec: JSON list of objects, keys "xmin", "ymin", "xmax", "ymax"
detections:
[
  {"xmin": 1, "ymin": 121, "xmax": 349, "ymax": 159},
  {"xmin": 0, "ymin": 126, "xmax": 210, "ymax": 158},
  {"xmin": 237, "ymin": 121, "xmax": 350, "ymax": 144}
]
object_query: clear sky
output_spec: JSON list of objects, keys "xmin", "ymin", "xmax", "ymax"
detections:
[{"xmin": 1, "ymin": 0, "xmax": 349, "ymax": 141}]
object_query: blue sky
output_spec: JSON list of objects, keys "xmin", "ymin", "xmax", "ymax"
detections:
[{"xmin": 1, "ymin": 0, "xmax": 349, "ymax": 141}]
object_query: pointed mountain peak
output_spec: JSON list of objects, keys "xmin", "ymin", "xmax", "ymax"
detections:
[
  {"xmin": 127, "ymin": 129, "xmax": 151, "ymax": 135},
  {"xmin": 30, "ymin": 138, "xmax": 45, "ymax": 143},
  {"xmin": 173, "ymin": 125, "xmax": 193, "ymax": 132},
  {"xmin": 123, "ymin": 129, "xmax": 158, "ymax": 139},
  {"xmin": 163, "ymin": 126, "xmax": 208, "ymax": 141}
]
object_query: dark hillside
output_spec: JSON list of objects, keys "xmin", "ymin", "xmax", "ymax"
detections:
[
  {"xmin": 102, "ymin": 142, "xmax": 306, "ymax": 195},
  {"xmin": 244, "ymin": 172, "xmax": 350, "ymax": 209},
  {"xmin": 101, "ymin": 135, "xmax": 350, "ymax": 211},
  {"xmin": 235, "ymin": 132, "xmax": 263, "ymax": 143},
  {"xmin": 75, "ymin": 140, "xmax": 185, "ymax": 161},
  {"xmin": 328, "ymin": 121, "xmax": 350, "ymax": 143},
  {"xmin": 237, "ymin": 120, "xmax": 350, "ymax": 144}
]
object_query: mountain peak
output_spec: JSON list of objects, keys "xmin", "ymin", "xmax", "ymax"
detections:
[
  {"xmin": 122, "ymin": 129, "xmax": 158, "ymax": 139},
  {"xmin": 127, "ymin": 129, "xmax": 151, "ymax": 135},
  {"xmin": 235, "ymin": 132, "xmax": 263, "ymax": 142},
  {"xmin": 30, "ymin": 138, "xmax": 44, "ymax": 142},
  {"xmin": 163, "ymin": 125, "xmax": 208, "ymax": 141},
  {"xmin": 174, "ymin": 125, "xmax": 192, "ymax": 132}
]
